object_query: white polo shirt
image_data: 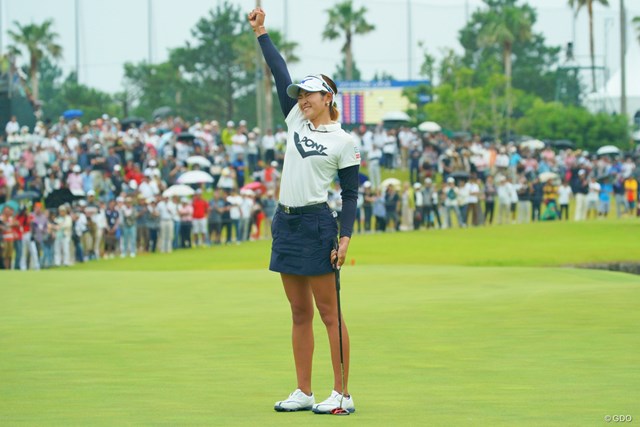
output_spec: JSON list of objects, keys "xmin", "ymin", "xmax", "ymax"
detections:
[{"xmin": 280, "ymin": 105, "xmax": 360, "ymax": 207}]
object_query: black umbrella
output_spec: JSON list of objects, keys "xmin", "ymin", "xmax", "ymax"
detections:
[
  {"xmin": 452, "ymin": 131, "xmax": 471, "ymax": 140},
  {"xmin": 551, "ymin": 140, "xmax": 575, "ymax": 149},
  {"xmin": 177, "ymin": 132, "xmax": 196, "ymax": 142},
  {"xmin": 449, "ymin": 170, "xmax": 471, "ymax": 180},
  {"xmin": 152, "ymin": 106, "xmax": 173, "ymax": 119},
  {"xmin": 121, "ymin": 117, "xmax": 146, "ymax": 129},
  {"xmin": 44, "ymin": 189, "xmax": 84, "ymax": 209}
]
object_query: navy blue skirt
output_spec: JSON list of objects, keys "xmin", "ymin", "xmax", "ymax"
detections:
[{"xmin": 269, "ymin": 205, "xmax": 338, "ymax": 276}]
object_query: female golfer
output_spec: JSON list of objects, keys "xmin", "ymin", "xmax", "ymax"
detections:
[{"xmin": 249, "ymin": 7, "xmax": 360, "ymax": 415}]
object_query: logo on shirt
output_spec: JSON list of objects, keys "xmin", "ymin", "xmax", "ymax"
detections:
[{"xmin": 294, "ymin": 132, "xmax": 328, "ymax": 158}]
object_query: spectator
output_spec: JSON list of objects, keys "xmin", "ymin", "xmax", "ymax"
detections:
[
  {"xmin": 178, "ymin": 197, "xmax": 193, "ymax": 248},
  {"xmin": 192, "ymin": 190, "xmax": 209, "ymax": 247}
]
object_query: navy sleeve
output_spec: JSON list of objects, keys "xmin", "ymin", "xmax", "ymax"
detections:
[
  {"xmin": 258, "ymin": 34, "xmax": 297, "ymax": 118},
  {"xmin": 337, "ymin": 164, "xmax": 360, "ymax": 238}
]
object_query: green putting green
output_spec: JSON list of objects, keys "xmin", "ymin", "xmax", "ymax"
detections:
[{"xmin": 1, "ymin": 220, "xmax": 639, "ymax": 426}]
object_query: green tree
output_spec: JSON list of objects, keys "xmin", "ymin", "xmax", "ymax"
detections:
[
  {"xmin": 568, "ymin": 0, "xmax": 610, "ymax": 92},
  {"xmin": 322, "ymin": 0, "xmax": 375, "ymax": 81},
  {"xmin": 333, "ymin": 57, "xmax": 362, "ymax": 81},
  {"xmin": 168, "ymin": 0, "xmax": 255, "ymax": 121},
  {"xmin": 7, "ymin": 19, "xmax": 63, "ymax": 111},
  {"xmin": 474, "ymin": 0, "xmax": 534, "ymax": 137},
  {"xmin": 123, "ymin": 61, "xmax": 183, "ymax": 119},
  {"xmin": 458, "ymin": 1, "xmax": 562, "ymax": 101},
  {"xmin": 516, "ymin": 100, "xmax": 628, "ymax": 151}
]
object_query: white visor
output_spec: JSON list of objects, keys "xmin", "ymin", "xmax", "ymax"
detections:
[{"xmin": 286, "ymin": 75, "xmax": 334, "ymax": 99}]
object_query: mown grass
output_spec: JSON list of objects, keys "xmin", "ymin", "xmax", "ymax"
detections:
[{"xmin": 1, "ymin": 219, "xmax": 639, "ymax": 426}]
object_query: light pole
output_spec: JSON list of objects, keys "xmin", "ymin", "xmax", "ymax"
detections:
[{"xmin": 620, "ymin": 0, "xmax": 627, "ymax": 118}]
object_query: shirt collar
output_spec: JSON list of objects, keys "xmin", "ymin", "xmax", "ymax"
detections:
[{"xmin": 306, "ymin": 120, "xmax": 341, "ymax": 133}]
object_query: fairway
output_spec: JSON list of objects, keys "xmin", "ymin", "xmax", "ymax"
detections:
[{"xmin": 1, "ymin": 221, "xmax": 639, "ymax": 426}]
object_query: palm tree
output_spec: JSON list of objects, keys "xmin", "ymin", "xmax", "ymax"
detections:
[
  {"xmin": 8, "ymin": 19, "xmax": 63, "ymax": 108},
  {"xmin": 322, "ymin": 0, "xmax": 375, "ymax": 81},
  {"xmin": 634, "ymin": 16, "xmax": 640, "ymax": 45},
  {"xmin": 477, "ymin": 3, "xmax": 533, "ymax": 137},
  {"xmin": 568, "ymin": 0, "xmax": 610, "ymax": 92}
]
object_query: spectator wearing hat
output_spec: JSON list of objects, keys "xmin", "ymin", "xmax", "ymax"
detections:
[
  {"xmin": 207, "ymin": 189, "xmax": 225, "ymax": 245},
  {"xmin": 246, "ymin": 131, "xmax": 260, "ymax": 173},
  {"xmin": 412, "ymin": 182, "xmax": 424, "ymax": 229},
  {"xmin": 443, "ymin": 177, "xmax": 462, "ymax": 228},
  {"xmin": 31, "ymin": 202, "xmax": 48, "ymax": 269},
  {"xmin": 585, "ymin": 177, "xmax": 600, "ymax": 220},
  {"xmin": 192, "ymin": 190, "xmax": 209, "ymax": 247},
  {"xmin": 261, "ymin": 161, "xmax": 280, "ymax": 194},
  {"xmin": 157, "ymin": 195, "xmax": 176, "ymax": 253},
  {"xmin": 624, "ymin": 175, "xmax": 638, "ymax": 216},
  {"xmin": 120, "ymin": 197, "xmax": 137, "ymax": 258},
  {"xmin": 135, "ymin": 197, "xmax": 150, "ymax": 253},
  {"xmin": 146, "ymin": 197, "xmax": 160, "ymax": 252},
  {"xmin": 368, "ymin": 144, "xmax": 382, "ymax": 190},
  {"xmin": 422, "ymin": 178, "xmax": 441, "ymax": 229},
  {"xmin": 54, "ymin": 205, "xmax": 73, "ymax": 267},
  {"xmin": 496, "ymin": 176, "xmax": 512, "ymax": 225},
  {"xmin": 178, "ymin": 197, "xmax": 194, "ymax": 248},
  {"xmin": 0, "ymin": 155, "xmax": 16, "ymax": 197},
  {"xmin": 5, "ymin": 115, "xmax": 20, "ymax": 136},
  {"xmin": 231, "ymin": 153, "xmax": 247, "ymax": 189},
  {"xmin": 362, "ymin": 182, "xmax": 375, "ymax": 232},
  {"xmin": 573, "ymin": 170, "xmax": 589, "ymax": 221},
  {"xmin": 67, "ymin": 165, "xmax": 83, "ymax": 192},
  {"xmin": 1, "ymin": 205, "xmax": 18, "ymax": 269},
  {"xmin": 484, "ymin": 175, "xmax": 497, "ymax": 225},
  {"xmin": 221, "ymin": 121, "xmax": 235, "ymax": 152}
]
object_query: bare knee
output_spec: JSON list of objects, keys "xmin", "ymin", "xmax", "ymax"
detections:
[
  {"xmin": 316, "ymin": 303, "xmax": 337, "ymax": 328},
  {"xmin": 291, "ymin": 303, "xmax": 314, "ymax": 326}
]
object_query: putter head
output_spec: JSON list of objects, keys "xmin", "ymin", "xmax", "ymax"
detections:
[{"xmin": 330, "ymin": 407, "xmax": 350, "ymax": 416}]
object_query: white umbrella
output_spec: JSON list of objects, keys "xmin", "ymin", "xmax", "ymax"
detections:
[
  {"xmin": 519, "ymin": 139, "xmax": 545, "ymax": 151},
  {"xmin": 162, "ymin": 184, "xmax": 195, "ymax": 198},
  {"xmin": 418, "ymin": 121, "xmax": 441, "ymax": 132},
  {"xmin": 186, "ymin": 155, "xmax": 212, "ymax": 168},
  {"xmin": 596, "ymin": 145, "xmax": 621, "ymax": 156},
  {"xmin": 538, "ymin": 172, "xmax": 559, "ymax": 183},
  {"xmin": 382, "ymin": 111, "xmax": 410, "ymax": 122},
  {"xmin": 176, "ymin": 170, "xmax": 214, "ymax": 184},
  {"xmin": 381, "ymin": 178, "xmax": 402, "ymax": 189}
]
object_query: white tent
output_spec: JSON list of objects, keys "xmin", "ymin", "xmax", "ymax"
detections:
[{"xmin": 585, "ymin": 46, "xmax": 640, "ymax": 120}]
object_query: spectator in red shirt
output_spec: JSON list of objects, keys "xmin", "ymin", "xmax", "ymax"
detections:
[{"xmin": 192, "ymin": 190, "xmax": 209, "ymax": 247}]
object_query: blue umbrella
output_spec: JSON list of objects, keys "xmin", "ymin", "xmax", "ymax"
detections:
[{"xmin": 63, "ymin": 109, "xmax": 84, "ymax": 120}]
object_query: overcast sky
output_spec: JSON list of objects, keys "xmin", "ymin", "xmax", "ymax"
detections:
[{"xmin": 0, "ymin": 0, "xmax": 637, "ymax": 93}]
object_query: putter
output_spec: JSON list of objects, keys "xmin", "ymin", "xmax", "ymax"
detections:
[{"xmin": 331, "ymin": 243, "xmax": 350, "ymax": 416}]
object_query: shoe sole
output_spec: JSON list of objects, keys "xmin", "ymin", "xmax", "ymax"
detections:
[
  {"xmin": 274, "ymin": 405, "xmax": 313, "ymax": 412},
  {"xmin": 312, "ymin": 408, "xmax": 356, "ymax": 414}
]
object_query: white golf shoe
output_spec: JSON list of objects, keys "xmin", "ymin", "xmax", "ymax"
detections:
[
  {"xmin": 274, "ymin": 389, "xmax": 315, "ymax": 412},
  {"xmin": 312, "ymin": 390, "xmax": 356, "ymax": 414}
]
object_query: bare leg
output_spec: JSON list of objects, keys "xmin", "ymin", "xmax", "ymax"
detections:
[
  {"xmin": 311, "ymin": 272, "xmax": 350, "ymax": 395},
  {"xmin": 281, "ymin": 273, "xmax": 314, "ymax": 396}
]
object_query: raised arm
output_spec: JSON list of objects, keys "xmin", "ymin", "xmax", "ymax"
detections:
[{"xmin": 248, "ymin": 8, "xmax": 296, "ymax": 117}]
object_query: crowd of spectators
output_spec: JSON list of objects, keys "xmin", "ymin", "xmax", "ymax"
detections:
[{"xmin": 0, "ymin": 113, "xmax": 638, "ymax": 270}]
